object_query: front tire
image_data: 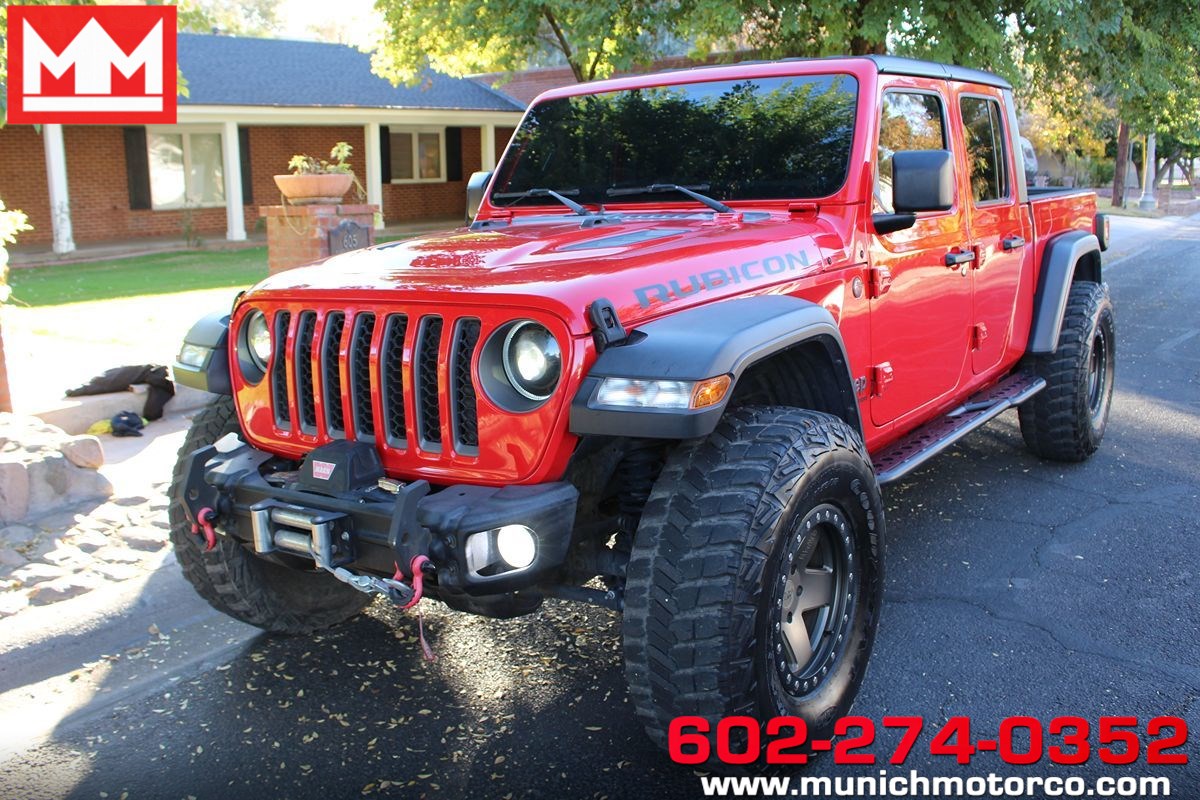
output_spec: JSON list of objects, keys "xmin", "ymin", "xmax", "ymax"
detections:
[
  {"xmin": 1019, "ymin": 281, "xmax": 1115, "ymax": 462},
  {"xmin": 622, "ymin": 407, "xmax": 885, "ymax": 763},
  {"xmin": 168, "ymin": 398, "xmax": 370, "ymax": 634}
]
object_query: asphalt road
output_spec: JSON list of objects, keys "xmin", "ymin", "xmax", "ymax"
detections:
[{"xmin": 2, "ymin": 215, "xmax": 1198, "ymax": 799}]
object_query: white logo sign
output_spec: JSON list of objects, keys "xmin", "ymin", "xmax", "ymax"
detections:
[
  {"xmin": 311, "ymin": 461, "xmax": 336, "ymax": 481},
  {"xmin": 22, "ymin": 17, "xmax": 164, "ymax": 113}
]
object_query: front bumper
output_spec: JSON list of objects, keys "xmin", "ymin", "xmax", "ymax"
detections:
[{"xmin": 180, "ymin": 436, "xmax": 578, "ymax": 596}]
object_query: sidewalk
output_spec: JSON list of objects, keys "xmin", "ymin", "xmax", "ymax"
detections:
[{"xmin": 1104, "ymin": 209, "xmax": 1200, "ymax": 266}]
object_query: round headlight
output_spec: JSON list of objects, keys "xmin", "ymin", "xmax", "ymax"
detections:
[
  {"xmin": 502, "ymin": 321, "xmax": 561, "ymax": 401},
  {"xmin": 245, "ymin": 310, "xmax": 272, "ymax": 371}
]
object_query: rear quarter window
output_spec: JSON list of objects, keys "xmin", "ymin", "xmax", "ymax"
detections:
[{"xmin": 960, "ymin": 96, "xmax": 1009, "ymax": 203}]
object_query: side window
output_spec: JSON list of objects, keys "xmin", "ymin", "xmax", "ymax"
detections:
[
  {"xmin": 876, "ymin": 92, "xmax": 946, "ymax": 213},
  {"xmin": 960, "ymin": 96, "xmax": 1009, "ymax": 203}
]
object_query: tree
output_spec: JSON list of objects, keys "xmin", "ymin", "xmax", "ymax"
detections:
[
  {"xmin": 173, "ymin": 0, "xmax": 281, "ymax": 37},
  {"xmin": 370, "ymin": 0, "xmax": 686, "ymax": 85},
  {"xmin": 682, "ymin": 0, "xmax": 1021, "ymax": 77},
  {"xmin": 1022, "ymin": 0, "xmax": 1200, "ymax": 206}
]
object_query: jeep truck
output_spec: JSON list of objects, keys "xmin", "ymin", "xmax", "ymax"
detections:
[{"xmin": 171, "ymin": 55, "xmax": 1114, "ymax": 759}]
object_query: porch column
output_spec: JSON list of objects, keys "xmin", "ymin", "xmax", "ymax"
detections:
[
  {"xmin": 43, "ymin": 124, "xmax": 74, "ymax": 255},
  {"xmin": 481, "ymin": 123, "xmax": 497, "ymax": 171},
  {"xmin": 364, "ymin": 122, "xmax": 384, "ymax": 230},
  {"xmin": 221, "ymin": 120, "xmax": 246, "ymax": 241}
]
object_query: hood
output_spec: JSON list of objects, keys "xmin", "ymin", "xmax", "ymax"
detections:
[{"xmin": 246, "ymin": 211, "xmax": 855, "ymax": 335}]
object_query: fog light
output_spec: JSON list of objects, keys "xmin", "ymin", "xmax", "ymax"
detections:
[
  {"xmin": 496, "ymin": 524, "xmax": 537, "ymax": 569},
  {"xmin": 177, "ymin": 343, "xmax": 209, "ymax": 368}
]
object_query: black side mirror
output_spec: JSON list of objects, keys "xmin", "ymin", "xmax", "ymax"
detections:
[
  {"xmin": 892, "ymin": 150, "xmax": 954, "ymax": 212},
  {"xmin": 466, "ymin": 170, "xmax": 493, "ymax": 223}
]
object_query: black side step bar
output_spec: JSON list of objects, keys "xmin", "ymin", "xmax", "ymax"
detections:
[{"xmin": 872, "ymin": 372, "xmax": 1047, "ymax": 485}]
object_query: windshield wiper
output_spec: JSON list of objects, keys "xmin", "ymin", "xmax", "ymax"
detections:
[
  {"xmin": 491, "ymin": 187, "xmax": 595, "ymax": 216},
  {"xmin": 606, "ymin": 183, "xmax": 734, "ymax": 214}
]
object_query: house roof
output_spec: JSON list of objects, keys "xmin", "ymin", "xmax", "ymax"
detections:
[{"xmin": 177, "ymin": 34, "xmax": 524, "ymax": 112}]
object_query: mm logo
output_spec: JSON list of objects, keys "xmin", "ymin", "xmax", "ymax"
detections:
[{"xmin": 6, "ymin": 5, "xmax": 177, "ymax": 124}]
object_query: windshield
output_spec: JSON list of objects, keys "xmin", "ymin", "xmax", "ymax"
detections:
[{"xmin": 489, "ymin": 73, "xmax": 859, "ymax": 209}]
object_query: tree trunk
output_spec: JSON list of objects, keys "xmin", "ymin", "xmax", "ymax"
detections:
[
  {"xmin": 1111, "ymin": 120, "xmax": 1130, "ymax": 208},
  {"xmin": 0, "ymin": 323, "xmax": 11, "ymax": 413}
]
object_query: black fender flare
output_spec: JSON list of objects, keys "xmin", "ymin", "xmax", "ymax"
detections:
[
  {"xmin": 174, "ymin": 311, "xmax": 232, "ymax": 395},
  {"xmin": 569, "ymin": 295, "xmax": 860, "ymax": 439},
  {"xmin": 1028, "ymin": 231, "xmax": 1101, "ymax": 354}
]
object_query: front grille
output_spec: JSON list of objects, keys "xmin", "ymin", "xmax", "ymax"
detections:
[
  {"xmin": 271, "ymin": 311, "xmax": 291, "ymax": 429},
  {"xmin": 415, "ymin": 317, "xmax": 443, "ymax": 451},
  {"xmin": 380, "ymin": 314, "xmax": 408, "ymax": 445},
  {"xmin": 320, "ymin": 312, "xmax": 346, "ymax": 437},
  {"xmin": 295, "ymin": 311, "xmax": 317, "ymax": 433},
  {"xmin": 451, "ymin": 318, "xmax": 481, "ymax": 452},
  {"xmin": 349, "ymin": 313, "xmax": 375, "ymax": 439},
  {"xmin": 273, "ymin": 308, "xmax": 481, "ymax": 458}
]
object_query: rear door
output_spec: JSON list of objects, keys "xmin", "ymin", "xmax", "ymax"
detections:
[
  {"xmin": 869, "ymin": 85, "xmax": 973, "ymax": 427},
  {"xmin": 956, "ymin": 90, "xmax": 1031, "ymax": 375}
]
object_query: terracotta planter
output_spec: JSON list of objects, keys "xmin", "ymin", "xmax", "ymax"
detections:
[{"xmin": 273, "ymin": 173, "xmax": 353, "ymax": 205}]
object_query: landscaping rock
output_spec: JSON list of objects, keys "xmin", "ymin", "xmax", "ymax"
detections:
[
  {"xmin": 92, "ymin": 545, "xmax": 143, "ymax": 565},
  {"xmin": 0, "ymin": 523, "xmax": 38, "ymax": 549},
  {"xmin": 117, "ymin": 527, "xmax": 167, "ymax": 551},
  {"xmin": 28, "ymin": 574, "xmax": 101, "ymax": 605},
  {"xmin": 69, "ymin": 529, "xmax": 112, "ymax": 554},
  {"xmin": 0, "ymin": 413, "xmax": 113, "ymax": 524},
  {"xmin": 10, "ymin": 562, "xmax": 68, "ymax": 587},
  {"xmin": 90, "ymin": 562, "xmax": 142, "ymax": 582},
  {"xmin": 0, "ymin": 546, "xmax": 26, "ymax": 568},
  {"xmin": 0, "ymin": 460, "xmax": 31, "ymax": 521},
  {"xmin": 60, "ymin": 436, "xmax": 104, "ymax": 469},
  {"xmin": 41, "ymin": 543, "xmax": 88, "ymax": 568}
]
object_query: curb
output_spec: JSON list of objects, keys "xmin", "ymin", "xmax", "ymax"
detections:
[{"xmin": 30, "ymin": 385, "xmax": 216, "ymax": 435}]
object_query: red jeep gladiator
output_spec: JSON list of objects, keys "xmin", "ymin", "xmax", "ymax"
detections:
[{"xmin": 172, "ymin": 55, "xmax": 1114, "ymax": 759}]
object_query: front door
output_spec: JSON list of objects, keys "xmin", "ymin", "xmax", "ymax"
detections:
[
  {"xmin": 957, "ymin": 91, "xmax": 1031, "ymax": 375},
  {"xmin": 869, "ymin": 87, "xmax": 973, "ymax": 427}
]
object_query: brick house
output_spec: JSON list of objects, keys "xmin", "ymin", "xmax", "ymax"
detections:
[{"xmin": 0, "ymin": 33, "xmax": 524, "ymax": 253}]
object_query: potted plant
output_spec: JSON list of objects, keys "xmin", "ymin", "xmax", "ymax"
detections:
[{"xmin": 274, "ymin": 141, "xmax": 358, "ymax": 205}]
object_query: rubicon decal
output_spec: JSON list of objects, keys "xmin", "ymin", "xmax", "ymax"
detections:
[
  {"xmin": 634, "ymin": 246, "xmax": 818, "ymax": 308},
  {"xmin": 6, "ymin": 5, "xmax": 177, "ymax": 124}
]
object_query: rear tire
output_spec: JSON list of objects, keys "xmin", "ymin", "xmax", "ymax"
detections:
[
  {"xmin": 168, "ymin": 398, "xmax": 370, "ymax": 634},
  {"xmin": 622, "ymin": 407, "xmax": 884, "ymax": 764},
  {"xmin": 1019, "ymin": 281, "xmax": 1115, "ymax": 462}
]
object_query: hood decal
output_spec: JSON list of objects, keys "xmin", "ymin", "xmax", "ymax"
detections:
[{"xmin": 634, "ymin": 245, "xmax": 818, "ymax": 309}]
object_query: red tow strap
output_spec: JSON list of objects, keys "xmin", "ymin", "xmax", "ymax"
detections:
[{"xmin": 393, "ymin": 555, "xmax": 436, "ymax": 662}]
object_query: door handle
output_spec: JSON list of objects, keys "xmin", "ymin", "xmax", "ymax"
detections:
[
  {"xmin": 945, "ymin": 249, "xmax": 977, "ymax": 267},
  {"xmin": 1002, "ymin": 235, "xmax": 1027, "ymax": 251}
]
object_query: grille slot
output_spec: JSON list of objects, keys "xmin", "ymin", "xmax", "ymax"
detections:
[
  {"xmin": 320, "ymin": 312, "xmax": 346, "ymax": 437},
  {"xmin": 451, "ymin": 318, "xmax": 481, "ymax": 452},
  {"xmin": 295, "ymin": 311, "xmax": 317, "ymax": 433},
  {"xmin": 414, "ymin": 316, "xmax": 444, "ymax": 451},
  {"xmin": 380, "ymin": 314, "xmax": 409, "ymax": 446},
  {"xmin": 349, "ymin": 313, "xmax": 376, "ymax": 439},
  {"xmin": 271, "ymin": 311, "xmax": 291, "ymax": 430}
]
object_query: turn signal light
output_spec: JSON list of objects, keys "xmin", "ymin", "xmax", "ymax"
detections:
[{"xmin": 690, "ymin": 375, "xmax": 731, "ymax": 409}]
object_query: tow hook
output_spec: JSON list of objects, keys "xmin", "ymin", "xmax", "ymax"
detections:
[
  {"xmin": 191, "ymin": 507, "xmax": 218, "ymax": 551},
  {"xmin": 327, "ymin": 565, "xmax": 415, "ymax": 606}
]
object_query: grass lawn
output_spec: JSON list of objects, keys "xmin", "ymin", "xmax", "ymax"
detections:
[
  {"xmin": 8, "ymin": 246, "xmax": 269, "ymax": 308},
  {"xmin": 1096, "ymin": 196, "xmax": 1160, "ymax": 219}
]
